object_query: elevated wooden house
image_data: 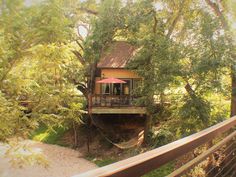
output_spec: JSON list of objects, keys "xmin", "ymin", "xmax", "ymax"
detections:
[{"xmin": 92, "ymin": 41, "xmax": 146, "ymax": 115}]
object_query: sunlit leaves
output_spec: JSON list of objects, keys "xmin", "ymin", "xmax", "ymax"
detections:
[
  {"xmin": 0, "ymin": 0, "xmax": 85, "ymax": 142},
  {"xmin": 0, "ymin": 91, "xmax": 37, "ymax": 141},
  {"xmin": 29, "ymin": 0, "xmax": 73, "ymax": 44},
  {"xmin": 0, "ymin": 0, "xmax": 234, "ymax": 146}
]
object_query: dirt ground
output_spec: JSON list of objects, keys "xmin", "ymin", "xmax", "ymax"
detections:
[{"xmin": 0, "ymin": 140, "xmax": 97, "ymax": 177}]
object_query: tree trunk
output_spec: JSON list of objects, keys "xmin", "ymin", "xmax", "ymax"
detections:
[
  {"xmin": 86, "ymin": 62, "xmax": 97, "ymax": 153},
  {"xmin": 144, "ymin": 113, "xmax": 152, "ymax": 144},
  {"xmin": 72, "ymin": 121, "xmax": 78, "ymax": 148},
  {"xmin": 204, "ymin": 0, "xmax": 236, "ymax": 117},
  {"xmin": 86, "ymin": 93, "xmax": 93, "ymax": 153},
  {"xmin": 166, "ymin": 1, "xmax": 185, "ymax": 39},
  {"xmin": 184, "ymin": 82, "xmax": 196, "ymax": 98},
  {"xmin": 231, "ymin": 71, "xmax": 236, "ymax": 116}
]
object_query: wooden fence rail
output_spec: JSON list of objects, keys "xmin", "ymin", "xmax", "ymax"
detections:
[
  {"xmin": 167, "ymin": 130, "xmax": 236, "ymax": 177},
  {"xmin": 73, "ymin": 116, "xmax": 236, "ymax": 177}
]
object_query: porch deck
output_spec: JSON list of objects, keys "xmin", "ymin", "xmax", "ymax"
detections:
[
  {"xmin": 91, "ymin": 95, "xmax": 146, "ymax": 114},
  {"xmin": 91, "ymin": 107, "xmax": 146, "ymax": 114}
]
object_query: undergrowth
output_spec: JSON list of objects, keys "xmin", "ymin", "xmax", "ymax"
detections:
[{"xmin": 29, "ymin": 124, "xmax": 69, "ymax": 146}]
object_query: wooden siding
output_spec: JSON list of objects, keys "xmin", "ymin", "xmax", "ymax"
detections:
[
  {"xmin": 94, "ymin": 69, "xmax": 141, "ymax": 95},
  {"xmin": 101, "ymin": 69, "xmax": 140, "ymax": 79}
]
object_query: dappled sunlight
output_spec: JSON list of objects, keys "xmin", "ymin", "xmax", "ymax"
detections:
[
  {"xmin": 0, "ymin": 0, "xmax": 236, "ymax": 176},
  {"xmin": 32, "ymin": 132, "xmax": 50, "ymax": 142}
]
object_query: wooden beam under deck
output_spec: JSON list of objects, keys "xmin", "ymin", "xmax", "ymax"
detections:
[{"xmin": 91, "ymin": 107, "xmax": 146, "ymax": 114}]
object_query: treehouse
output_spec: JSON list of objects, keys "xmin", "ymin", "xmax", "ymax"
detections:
[{"xmin": 92, "ymin": 41, "xmax": 146, "ymax": 115}]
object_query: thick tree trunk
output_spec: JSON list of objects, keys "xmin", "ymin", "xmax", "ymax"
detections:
[
  {"xmin": 86, "ymin": 62, "xmax": 97, "ymax": 153},
  {"xmin": 144, "ymin": 113, "xmax": 152, "ymax": 144},
  {"xmin": 86, "ymin": 93, "xmax": 93, "ymax": 153},
  {"xmin": 144, "ymin": 94, "xmax": 154, "ymax": 144},
  {"xmin": 231, "ymin": 72, "xmax": 236, "ymax": 116},
  {"xmin": 204, "ymin": 0, "xmax": 236, "ymax": 117}
]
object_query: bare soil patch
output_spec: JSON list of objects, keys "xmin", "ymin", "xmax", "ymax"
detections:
[{"xmin": 0, "ymin": 140, "xmax": 97, "ymax": 177}]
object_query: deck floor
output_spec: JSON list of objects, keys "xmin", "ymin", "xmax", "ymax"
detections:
[{"xmin": 91, "ymin": 107, "xmax": 146, "ymax": 114}]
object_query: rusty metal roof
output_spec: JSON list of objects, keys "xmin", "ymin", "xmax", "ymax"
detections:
[{"xmin": 97, "ymin": 41, "xmax": 136, "ymax": 68}]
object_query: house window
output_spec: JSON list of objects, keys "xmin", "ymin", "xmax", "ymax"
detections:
[
  {"xmin": 122, "ymin": 80, "xmax": 131, "ymax": 95},
  {"xmin": 102, "ymin": 83, "xmax": 110, "ymax": 94},
  {"xmin": 113, "ymin": 83, "xmax": 121, "ymax": 95}
]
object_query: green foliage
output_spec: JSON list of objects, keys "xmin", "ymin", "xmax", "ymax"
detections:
[
  {"xmin": 179, "ymin": 95, "xmax": 211, "ymax": 135},
  {"xmin": 143, "ymin": 162, "xmax": 174, "ymax": 177},
  {"xmin": 30, "ymin": 124, "xmax": 68, "ymax": 145},
  {"xmin": 30, "ymin": 0, "xmax": 73, "ymax": 44},
  {"xmin": 94, "ymin": 158, "xmax": 117, "ymax": 167},
  {"xmin": 0, "ymin": 0, "xmax": 85, "ymax": 143},
  {"xmin": 5, "ymin": 140, "xmax": 49, "ymax": 168},
  {"xmin": 150, "ymin": 126, "xmax": 175, "ymax": 147},
  {"xmin": 0, "ymin": 91, "xmax": 37, "ymax": 141},
  {"xmin": 84, "ymin": 0, "xmax": 124, "ymax": 63},
  {"xmin": 86, "ymin": 155, "xmax": 117, "ymax": 167},
  {"xmin": 125, "ymin": 0, "xmax": 233, "ymax": 140},
  {"xmin": 0, "ymin": 0, "xmax": 235, "ymax": 159},
  {"xmin": 0, "ymin": 1, "xmax": 234, "ymax": 176}
]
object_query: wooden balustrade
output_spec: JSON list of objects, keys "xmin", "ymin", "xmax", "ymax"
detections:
[
  {"xmin": 73, "ymin": 116, "xmax": 236, "ymax": 177},
  {"xmin": 92, "ymin": 94, "xmax": 137, "ymax": 107}
]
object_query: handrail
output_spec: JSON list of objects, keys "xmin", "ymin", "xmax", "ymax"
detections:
[
  {"xmin": 92, "ymin": 94, "xmax": 135, "ymax": 107},
  {"xmin": 73, "ymin": 116, "xmax": 236, "ymax": 177},
  {"xmin": 167, "ymin": 130, "xmax": 236, "ymax": 177}
]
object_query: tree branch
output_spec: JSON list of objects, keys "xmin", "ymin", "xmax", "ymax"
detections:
[
  {"xmin": 72, "ymin": 50, "xmax": 85, "ymax": 65},
  {"xmin": 77, "ymin": 83, "xmax": 88, "ymax": 98},
  {"xmin": 205, "ymin": 0, "xmax": 228, "ymax": 29},
  {"xmin": 75, "ymin": 40, "xmax": 84, "ymax": 51},
  {"xmin": 153, "ymin": 15, "xmax": 157, "ymax": 34},
  {"xmin": 185, "ymin": 81, "xmax": 196, "ymax": 98},
  {"xmin": 0, "ymin": 59, "xmax": 17, "ymax": 89},
  {"xmin": 166, "ymin": 0, "xmax": 186, "ymax": 38},
  {"xmin": 78, "ymin": 7, "xmax": 98, "ymax": 16}
]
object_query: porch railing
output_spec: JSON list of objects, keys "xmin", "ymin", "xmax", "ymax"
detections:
[
  {"xmin": 73, "ymin": 116, "xmax": 236, "ymax": 177},
  {"xmin": 92, "ymin": 94, "xmax": 139, "ymax": 107}
]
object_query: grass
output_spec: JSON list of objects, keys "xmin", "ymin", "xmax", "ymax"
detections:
[
  {"xmin": 86, "ymin": 155, "xmax": 117, "ymax": 167},
  {"xmin": 93, "ymin": 159, "xmax": 117, "ymax": 167},
  {"xmin": 143, "ymin": 162, "xmax": 174, "ymax": 177},
  {"xmin": 30, "ymin": 124, "xmax": 175, "ymax": 176},
  {"xmin": 86, "ymin": 154, "xmax": 174, "ymax": 177},
  {"xmin": 29, "ymin": 124, "xmax": 69, "ymax": 146}
]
